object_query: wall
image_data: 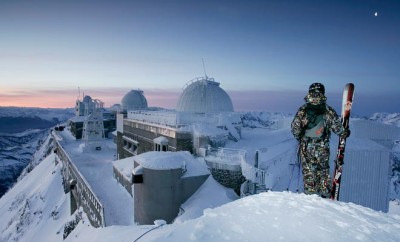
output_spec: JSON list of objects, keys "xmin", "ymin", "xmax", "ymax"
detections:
[
  {"xmin": 134, "ymin": 165, "xmax": 183, "ymax": 225},
  {"xmin": 118, "ymin": 119, "xmax": 193, "ymax": 159},
  {"xmin": 340, "ymin": 149, "xmax": 391, "ymax": 212},
  {"xmin": 206, "ymin": 160, "xmax": 246, "ymax": 195},
  {"xmin": 133, "ymin": 161, "xmax": 209, "ymax": 225}
]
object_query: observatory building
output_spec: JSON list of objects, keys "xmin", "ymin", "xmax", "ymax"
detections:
[
  {"xmin": 176, "ymin": 77, "xmax": 234, "ymax": 113},
  {"xmin": 69, "ymin": 95, "xmax": 116, "ymax": 139},
  {"xmin": 113, "ymin": 76, "xmax": 242, "ymax": 224},
  {"xmin": 115, "ymin": 76, "xmax": 240, "ymax": 160},
  {"xmin": 121, "ymin": 89, "xmax": 148, "ymax": 112}
]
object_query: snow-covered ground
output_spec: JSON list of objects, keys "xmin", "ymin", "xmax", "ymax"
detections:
[
  {"xmin": 0, "ymin": 112, "xmax": 400, "ymax": 242},
  {"xmin": 0, "ymin": 149, "xmax": 399, "ymax": 242}
]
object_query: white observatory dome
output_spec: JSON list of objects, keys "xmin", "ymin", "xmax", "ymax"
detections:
[
  {"xmin": 121, "ymin": 90, "xmax": 148, "ymax": 111},
  {"xmin": 176, "ymin": 77, "xmax": 234, "ymax": 113}
]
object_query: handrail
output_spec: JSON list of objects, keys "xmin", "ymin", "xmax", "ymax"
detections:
[
  {"xmin": 240, "ymin": 158, "xmax": 267, "ymax": 185},
  {"xmin": 207, "ymin": 147, "xmax": 247, "ymax": 165},
  {"xmin": 52, "ymin": 132, "xmax": 105, "ymax": 227},
  {"xmin": 182, "ymin": 76, "xmax": 217, "ymax": 90}
]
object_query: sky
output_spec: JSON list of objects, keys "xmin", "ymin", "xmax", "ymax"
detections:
[{"xmin": 0, "ymin": 0, "xmax": 399, "ymax": 116}]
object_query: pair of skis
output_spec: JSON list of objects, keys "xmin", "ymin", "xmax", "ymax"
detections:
[{"xmin": 330, "ymin": 83, "xmax": 355, "ymax": 200}]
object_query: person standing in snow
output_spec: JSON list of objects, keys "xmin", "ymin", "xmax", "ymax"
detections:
[{"xmin": 291, "ymin": 83, "xmax": 350, "ymax": 198}]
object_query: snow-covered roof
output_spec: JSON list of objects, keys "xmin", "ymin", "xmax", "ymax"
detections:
[
  {"xmin": 176, "ymin": 77, "xmax": 234, "ymax": 113},
  {"xmin": 113, "ymin": 156, "xmax": 134, "ymax": 178},
  {"xmin": 133, "ymin": 151, "xmax": 209, "ymax": 177},
  {"xmin": 121, "ymin": 90, "xmax": 148, "ymax": 111},
  {"xmin": 153, "ymin": 136, "xmax": 169, "ymax": 144}
]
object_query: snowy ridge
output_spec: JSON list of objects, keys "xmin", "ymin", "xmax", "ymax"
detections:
[
  {"xmin": 0, "ymin": 152, "xmax": 70, "ymax": 242},
  {"xmin": 0, "ymin": 129, "xmax": 50, "ymax": 198},
  {"xmin": 369, "ymin": 112, "xmax": 400, "ymax": 127},
  {"xmin": 240, "ymin": 111, "xmax": 291, "ymax": 129}
]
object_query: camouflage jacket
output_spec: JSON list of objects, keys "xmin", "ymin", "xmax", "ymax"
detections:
[{"xmin": 291, "ymin": 103, "xmax": 344, "ymax": 142}]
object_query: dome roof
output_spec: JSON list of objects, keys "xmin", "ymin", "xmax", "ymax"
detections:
[
  {"xmin": 121, "ymin": 90, "xmax": 148, "ymax": 111},
  {"xmin": 82, "ymin": 95, "xmax": 92, "ymax": 103},
  {"xmin": 176, "ymin": 77, "xmax": 234, "ymax": 113}
]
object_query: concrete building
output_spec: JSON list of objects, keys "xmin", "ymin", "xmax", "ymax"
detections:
[
  {"xmin": 116, "ymin": 77, "xmax": 240, "ymax": 160},
  {"xmin": 113, "ymin": 151, "xmax": 209, "ymax": 224},
  {"xmin": 112, "ymin": 77, "xmax": 244, "ymax": 224}
]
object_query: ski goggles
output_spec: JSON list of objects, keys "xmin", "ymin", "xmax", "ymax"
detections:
[{"xmin": 305, "ymin": 92, "xmax": 327, "ymax": 105}]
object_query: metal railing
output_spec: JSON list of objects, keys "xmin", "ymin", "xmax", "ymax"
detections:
[
  {"xmin": 207, "ymin": 147, "xmax": 247, "ymax": 165},
  {"xmin": 127, "ymin": 110, "xmax": 242, "ymax": 130},
  {"xmin": 52, "ymin": 132, "xmax": 105, "ymax": 227}
]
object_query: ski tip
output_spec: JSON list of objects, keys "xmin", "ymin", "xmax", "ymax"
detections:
[{"xmin": 346, "ymin": 83, "xmax": 355, "ymax": 90}]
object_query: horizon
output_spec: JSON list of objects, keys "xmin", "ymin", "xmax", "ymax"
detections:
[
  {"xmin": 0, "ymin": 86, "xmax": 398, "ymax": 117},
  {"xmin": 1, "ymin": 0, "xmax": 399, "ymax": 116}
]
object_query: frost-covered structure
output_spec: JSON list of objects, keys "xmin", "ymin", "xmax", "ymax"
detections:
[
  {"xmin": 121, "ymin": 90, "xmax": 148, "ymax": 111},
  {"xmin": 69, "ymin": 95, "xmax": 116, "ymax": 139},
  {"xmin": 176, "ymin": 77, "xmax": 234, "ymax": 113},
  {"xmin": 131, "ymin": 151, "xmax": 209, "ymax": 224},
  {"xmin": 75, "ymin": 95, "xmax": 95, "ymax": 116},
  {"xmin": 112, "ymin": 77, "xmax": 243, "ymax": 223},
  {"xmin": 82, "ymin": 100, "xmax": 105, "ymax": 151},
  {"xmin": 116, "ymin": 77, "xmax": 240, "ymax": 160}
]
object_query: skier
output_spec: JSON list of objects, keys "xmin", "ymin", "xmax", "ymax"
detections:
[{"xmin": 291, "ymin": 83, "xmax": 350, "ymax": 198}]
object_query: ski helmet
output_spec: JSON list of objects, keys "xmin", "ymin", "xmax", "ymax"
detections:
[{"xmin": 309, "ymin": 83, "xmax": 325, "ymax": 94}]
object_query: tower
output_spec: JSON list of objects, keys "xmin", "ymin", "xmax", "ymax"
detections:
[{"xmin": 82, "ymin": 99, "xmax": 105, "ymax": 151}]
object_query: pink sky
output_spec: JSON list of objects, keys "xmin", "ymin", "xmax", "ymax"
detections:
[
  {"xmin": 0, "ymin": 87, "xmax": 394, "ymax": 116},
  {"xmin": 0, "ymin": 87, "xmax": 305, "ymax": 114}
]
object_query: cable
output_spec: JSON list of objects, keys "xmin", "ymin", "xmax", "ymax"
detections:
[{"xmin": 133, "ymin": 223, "xmax": 165, "ymax": 242}]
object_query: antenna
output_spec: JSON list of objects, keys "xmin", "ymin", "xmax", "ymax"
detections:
[
  {"xmin": 202, "ymin": 58, "xmax": 208, "ymax": 79},
  {"xmin": 77, "ymin": 87, "xmax": 81, "ymax": 101}
]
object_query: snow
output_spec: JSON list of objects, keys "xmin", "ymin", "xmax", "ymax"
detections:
[
  {"xmin": 114, "ymin": 152, "xmax": 210, "ymax": 178},
  {"xmin": 134, "ymin": 151, "xmax": 209, "ymax": 178},
  {"xmin": 56, "ymin": 129, "xmax": 134, "ymax": 226},
  {"xmin": 63, "ymin": 191, "xmax": 400, "ymax": 242},
  {"xmin": 0, "ymin": 153, "xmax": 70, "ymax": 242},
  {"xmin": 1, "ymin": 113, "xmax": 400, "ymax": 242},
  {"xmin": 113, "ymin": 157, "xmax": 134, "ymax": 178}
]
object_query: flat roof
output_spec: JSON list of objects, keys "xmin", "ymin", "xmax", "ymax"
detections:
[{"xmin": 56, "ymin": 129, "xmax": 134, "ymax": 226}]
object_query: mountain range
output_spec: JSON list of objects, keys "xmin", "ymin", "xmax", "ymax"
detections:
[{"xmin": 0, "ymin": 107, "xmax": 74, "ymax": 198}]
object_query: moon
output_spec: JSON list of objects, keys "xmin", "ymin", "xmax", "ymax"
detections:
[{"xmin": 375, "ymin": 12, "xmax": 378, "ymax": 17}]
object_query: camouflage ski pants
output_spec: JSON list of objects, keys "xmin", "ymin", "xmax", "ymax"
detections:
[{"xmin": 299, "ymin": 138, "xmax": 331, "ymax": 197}]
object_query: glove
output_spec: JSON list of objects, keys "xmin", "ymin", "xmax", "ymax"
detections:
[
  {"xmin": 336, "ymin": 158, "xmax": 344, "ymax": 166},
  {"xmin": 341, "ymin": 128, "xmax": 351, "ymax": 138}
]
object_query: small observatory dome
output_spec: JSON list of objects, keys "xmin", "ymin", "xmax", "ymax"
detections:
[
  {"xmin": 121, "ymin": 90, "xmax": 148, "ymax": 111},
  {"xmin": 82, "ymin": 95, "xmax": 92, "ymax": 103},
  {"xmin": 176, "ymin": 77, "xmax": 234, "ymax": 113}
]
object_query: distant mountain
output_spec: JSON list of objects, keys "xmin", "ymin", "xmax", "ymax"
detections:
[
  {"xmin": 0, "ymin": 107, "xmax": 74, "ymax": 198},
  {"xmin": 0, "ymin": 107, "xmax": 74, "ymax": 133},
  {"xmin": 369, "ymin": 112, "xmax": 400, "ymax": 127},
  {"xmin": 240, "ymin": 112, "xmax": 291, "ymax": 129},
  {"xmin": 0, "ymin": 129, "xmax": 50, "ymax": 197}
]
